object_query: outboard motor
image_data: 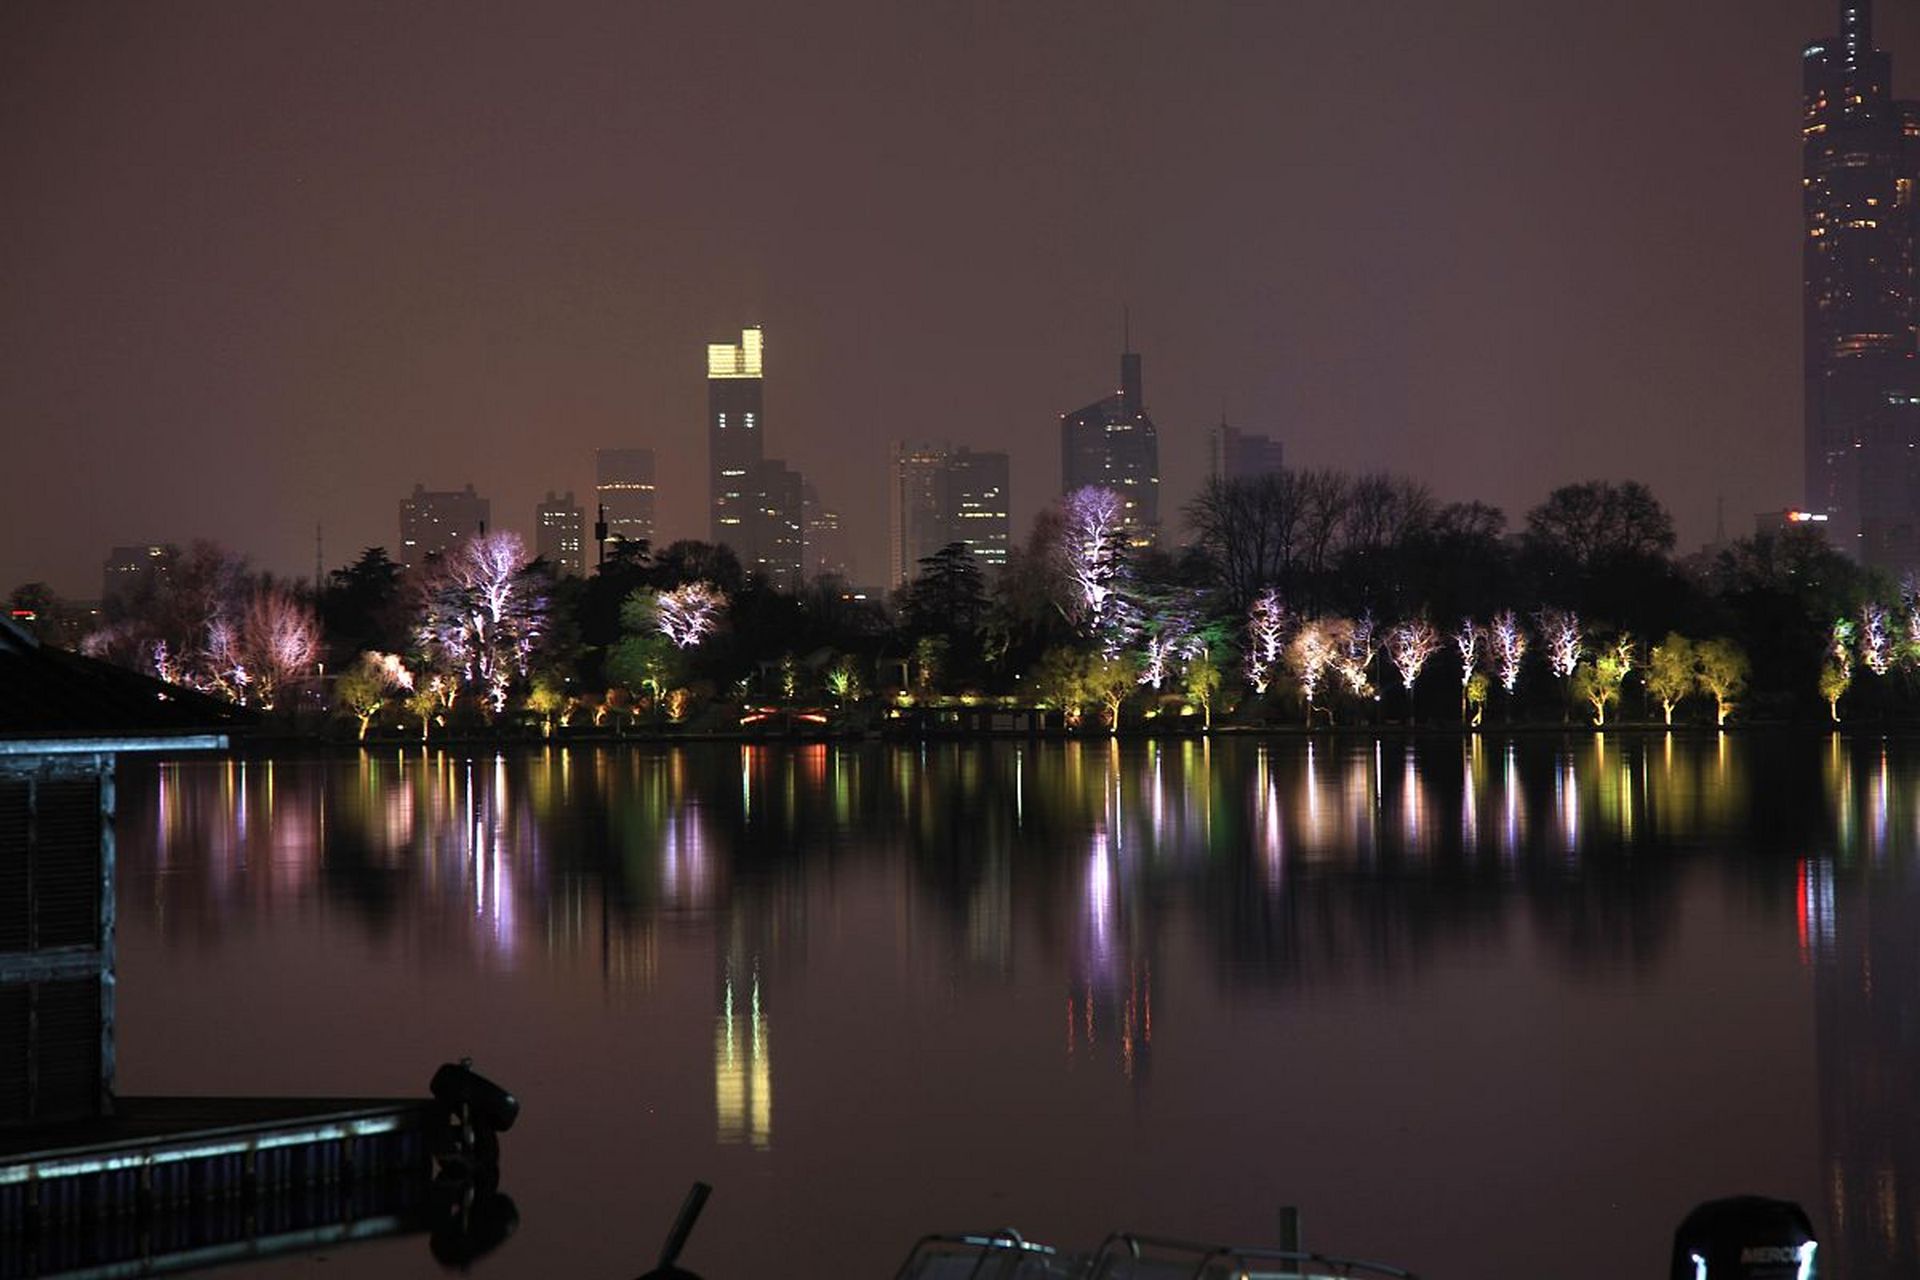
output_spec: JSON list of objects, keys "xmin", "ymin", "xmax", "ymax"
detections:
[
  {"xmin": 636, "ymin": 1182, "xmax": 712, "ymax": 1280},
  {"xmin": 1670, "ymin": 1197, "xmax": 1818, "ymax": 1279}
]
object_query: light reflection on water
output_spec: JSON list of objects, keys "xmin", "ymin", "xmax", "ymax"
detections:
[{"xmin": 109, "ymin": 734, "xmax": 1920, "ymax": 1279}]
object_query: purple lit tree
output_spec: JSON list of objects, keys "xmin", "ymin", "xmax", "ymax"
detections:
[
  {"xmin": 1286, "ymin": 618, "xmax": 1340, "ymax": 726},
  {"xmin": 416, "ymin": 531, "xmax": 548, "ymax": 715},
  {"xmin": 1537, "ymin": 608, "xmax": 1582, "ymax": 681},
  {"xmin": 1245, "ymin": 589, "xmax": 1286, "ymax": 694},
  {"xmin": 239, "ymin": 584, "xmax": 319, "ymax": 710},
  {"xmin": 1385, "ymin": 617, "xmax": 1441, "ymax": 720},
  {"xmin": 1057, "ymin": 486, "xmax": 1135, "ymax": 656},
  {"xmin": 656, "ymin": 582, "xmax": 727, "ymax": 648},
  {"xmin": 1332, "ymin": 613, "xmax": 1377, "ymax": 699},
  {"xmin": 1860, "ymin": 602, "xmax": 1893, "ymax": 676},
  {"xmin": 1454, "ymin": 617, "xmax": 1484, "ymax": 721},
  {"xmin": 1490, "ymin": 609, "xmax": 1527, "ymax": 695}
]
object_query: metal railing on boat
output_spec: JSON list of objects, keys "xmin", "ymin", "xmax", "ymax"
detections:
[{"xmin": 1082, "ymin": 1233, "xmax": 1419, "ymax": 1280}]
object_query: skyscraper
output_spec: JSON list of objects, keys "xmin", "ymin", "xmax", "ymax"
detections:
[
  {"xmin": 887, "ymin": 443, "xmax": 1010, "ymax": 587},
  {"xmin": 1210, "ymin": 421, "xmax": 1284, "ymax": 484},
  {"xmin": 535, "ymin": 491, "xmax": 586, "ymax": 577},
  {"xmin": 399, "ymin": 483, "xmax": 489, "ymax": 569},
  {"xmin": 802, "ymin": 481, "xmax": 852, "ymax": 581},
  {"xmin": 1060, "ymin": 346, "xmax": 1160, "ymax": 547},
  {"xmin": 595, "ymin": 448, "xmax": 656, "ymax": 555},
  {"xmin": 743, "ymin": 458, "xmax": 806, "ymax": 591},
  {"xmin": 709, "ymin": 327, "xmax": 765, "ymax": 548},
  {"xmin": 1804, "ymin": 1, "xmax": 1920, "ymax": 568}
]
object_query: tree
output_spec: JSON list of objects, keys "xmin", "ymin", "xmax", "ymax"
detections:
[
  {"xmin": 825, "ymin": 655, "xmax": 867, "ymax": 705},
  {"xmin": 415, "ymin": 531, "xmax": 548, "ymax": 714},
  {"xmin": 1524, "ymin": 480, "xmax": 1677, "ymax": 568},
  {"xmin": 1645, "ymin": 634, "xmax": 1695, "ymax": 726},
  {"xmin": 1085, "ymin": 655, "xmax": 1135, "ymax": 733},
  {"xmin": 607, "ymin": 629, "xmax": 679, "ymax": 709},
  {"xmin": 334, "ymin": 650, "xmax": 412, "ymax": 741},
  {"xmin": 1244, "ymin": 589, "xmax": 1286, "ymax": 694},
  {"xmin": 239, "ymin": 583, "xmax": 319, "ymax": 710},
  {"xmin": 526, "ymin": 675, "xmax": 568, "ymax": 737},
  {"xmin": 1056, "ymin": 487, "xmax": 1135, "ymax": 655},
  {"xmin": 1454, "ymin": 618, "xmax": 1484, "ymax": 722},
  {"xmin": 1695, "ymin": 638, "xmax": 1749, "ymax": 726},
  {"xmin": 1818, "ymin": 660, "xmax": 1851, "ymax": 723},
  {"xmin": 1490, "ymin": 609, "xmax": 1527, "ymax": 695},
  {"xmin": 1032, "ymin": 647, "xmax": 1091, "ymax": 728},
  {"xmin": 1287, "ymin": 619, "xmax": 1341, "ymax": 726},
  {"xmin": 1385, "ymin": 617, "xmax": 1442, "ymax": 720},
  {"xmin": 1186, "ymin": 473, "xmax": 1302, "ymax": 612},
  {"xmin": 1571, "ymin": 652, "xmax": 1628, "ymax": 726},
  {"xmin": 1183, "ymin": 648, "xmax": 1222, "ymax": 730},
  {"xmin": 1465, "ymin": 672, "xmax": 1490, "ymax": 728},
  {"xmin": 321, "ymin": 547, "xmax": 407, "ymax": 655},
  {"xmin": 1859, "ymin": 602, "xmax": 1894, "ymax": 675},
  {"xmin": 655, "ymin": 582, "xmax": 726, "ymax": 648},
  {"xmin": 900, "ymin": 542, "xmax": 986, "ymax": 638}
]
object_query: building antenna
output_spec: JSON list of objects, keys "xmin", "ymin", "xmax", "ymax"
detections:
[{"xmin": 1123, "ymin": 304, "xmax": 1131, "ymax": 354}]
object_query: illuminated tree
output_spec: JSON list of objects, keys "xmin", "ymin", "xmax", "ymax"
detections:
[
  {"xmin": 1032, "ymin": 647, "xmax": 1091, "ymax": 728},
  {"xmin": 1465, "ymin": 672, "xmax": 1489, "ymax": 728},
  {"xmin": 1057, "ymin": 486, "xmax": 1135, "ymax": 656},
  {"xmin": 1537, "ymin": 608, "xmax": 1583, "ymax": 680},
  {"xmin": 1859, "ymin": 602, "xmax": 1894, "ymax": 675},
  {"xmin": 1183, "ymin": 648, "xmax": 1222, "ymax": 730},
  {"xmin": 1571, "ymin": 652, "xmax": 1628, "ymax": 726},
  {"xmin": 416, "ymin": 531, "xmax": 547, "ymax": 714},
  {"xmin": 825, "ymin": 655, "xmax": 867, "ymax": 705},
  {"xmin": 656, "ymin": 582, "xmax": 726, "ymax": 648},
  {"xmin": 239, "ymin": 584, "xmax": 319, "ymax": 710},
  {"xmin": 1085, "ymin": 655, "xmax": 1135, "ymax": 733},
  {"xmin": 1454, "ymin": 618, "xmax": 1484, "ymax": 722},
  {"xmin": 405, "ymin": 685, "xmax": 441, "ymax": 742},
  {"xmin": 607, "ymin": 629, "xmax": 678, "ymax": 710},
  {"xmin": 1818, "ymin": 660, "xmax": 1851, "ymax": 723},
  {"xmin": 526, "ymin": 675, "xmax": 568, "ymax": 738},
  {"xmin": 334, "ymin": 650, "xmax": 413, "ymax": 741},
  {"xmin": 1385, "ymin": 618, "xmax": 1441, "ymax": 718},
  {"xmin": 1286, "ymin": 619, "xmax": 1340, "ymax": 726},
  {"xmin": 1695, "ymin": 638, "xmax": 1749, "ymax": 726},
  {"xmin": 1490, "ymin": 610, "xmax": 1527, "ymax": 694},
  {"xmin": 1644, "ymin": 634, "xmax": 1695, "ymax": 726},
  {"xmin": 1332, "ymin": 614, "xmax": 1377, "ymax": 699},
  {"xmin": 1244, "ymin": 589, "xmax": 1287, "ymax": 694}
]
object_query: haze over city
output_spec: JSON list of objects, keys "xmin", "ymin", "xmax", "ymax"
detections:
[{"xmin": 5, "ymin": 1, "xmax": 1916, "ymax": 595}]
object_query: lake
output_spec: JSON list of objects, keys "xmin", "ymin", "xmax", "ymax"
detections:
[{"xmin": 109, "ymin": 733, "xmax": 1919, "ymax": 1278}]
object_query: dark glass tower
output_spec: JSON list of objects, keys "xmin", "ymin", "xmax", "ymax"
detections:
[
  {"xmin": 1060, "ymin": 346, "xmax": 1160, "ymax": 546},
  {"xmin": 1804, "ymin": 2, "xmax": 1920, "ymax": 567},
  {"xmin": 708, "ymin": 327, "xmax": 765, "ymax": 548}
]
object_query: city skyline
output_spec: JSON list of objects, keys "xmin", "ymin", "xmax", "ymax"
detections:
[{"xmin": 6, "ymin": 2, "xmax": 1916, "ymax": 597}]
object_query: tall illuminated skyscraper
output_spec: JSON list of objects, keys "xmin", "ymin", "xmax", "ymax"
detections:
[
  {"xmin": 594, "ymin": 448, "xmax": 656, "ymax": 554},
  {"xmin": 1060, "ymin": 345, "xmax": 1159, "ymax": 546},
  {"xmin": 1804, "ymin": 1, "xmax": 1920, "ymax": 567},
  {"xmin": 708, "ymin": 327, "xmax": 765, "ymax": 548}
]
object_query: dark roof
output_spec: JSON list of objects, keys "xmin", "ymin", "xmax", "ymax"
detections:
[{"xmin": 0, "ymin": 618, "xmax": 247, "ymax": 741}]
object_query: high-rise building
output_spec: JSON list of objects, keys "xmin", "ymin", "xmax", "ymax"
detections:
[
  {"xmin": 802, "ymin": 481, "xmax": 852, "ymax": 582},
  {"xmin": 1060, "ymin": 346, "xmax": 1160, "ymax": 546},
  {"xmin": 399, "ymin": 483, "xmax": 489, "ymax": 569},
  {"xmin": 1210, "ymin": 421, "xmax": 1284, "ymax": 483},
  {"xmin": 101, "ymin": 544, "xmax": 175, "ymax": 612},
  {"xmin": 743, "ymin": 459, "xmax": 806, "ymax": 591},
  {"xmin": 595, "ymin": 448, "xmax": 656, "ymax": 556},
  {"xmin": 1804, "ymin": 2, "xmax": 1920, "ymax": 568},
  {"xmin": 536, "ymin": 491, "xmax": 586, "ymax": 578},
  {"xmin": 887, "ymin": 444, "xmax": 1011, "ymax": 587},
  {"xmin": 709, "ymin": 327, "xmax": 765, "ymax": 549}
]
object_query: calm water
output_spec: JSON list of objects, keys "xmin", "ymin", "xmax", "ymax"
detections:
[{"xmin": 110, "ymin": 734, "xmax": 1918, "ymax": 1279}]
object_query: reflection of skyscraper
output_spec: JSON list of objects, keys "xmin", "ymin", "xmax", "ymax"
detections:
[
  {"xmin": 708, "ymin": 327, "xmax": 765, "ymax": 549},
  {"xmin": 1815, "ymin": 854, "xmax": 1920, "ymax": 1278},
  {"xmin": 1060, "ymin": 346, "xmax": 1159, "ymax": 546},
  {"xmin": 714, "ymin": 963, "xmax": 772, "ymax": 1150},
  {"xmin": 594, "ymin": 448, "xmax": 656, "ymax": 552},
  {"xmin": 1804, "ymin": 2, "xmax": 1920, "ymax": 569}
]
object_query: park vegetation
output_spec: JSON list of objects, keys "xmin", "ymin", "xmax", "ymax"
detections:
[{"xmin": 13, "ymin": 472, "xmax": 1920, "ymax": 739}]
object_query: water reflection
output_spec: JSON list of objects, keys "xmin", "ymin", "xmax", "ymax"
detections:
[{"xmin": 110, "ymin": 733, "xmax": 1920, "ymax": 1278}]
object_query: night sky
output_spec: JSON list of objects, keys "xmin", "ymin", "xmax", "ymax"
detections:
[{"xmin": 5, "ymin": 1, "xmax": 1914, "ymax": 598}]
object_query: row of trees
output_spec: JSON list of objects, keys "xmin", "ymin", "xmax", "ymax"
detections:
[{"xmin": 11, "ymin": 469, "xmax": 1914, "ymax": 735}]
